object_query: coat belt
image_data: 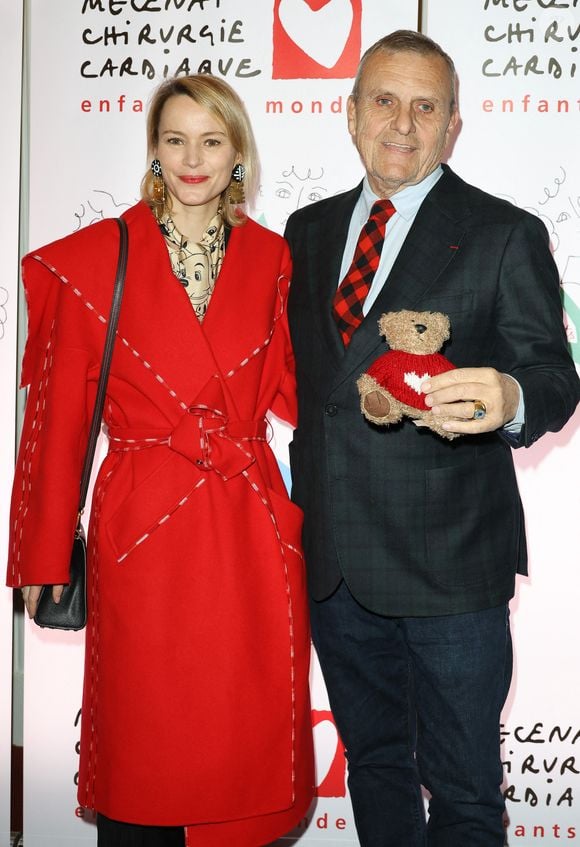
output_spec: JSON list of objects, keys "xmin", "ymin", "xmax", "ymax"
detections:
[{"xmin": 108, "ymin": 408, "xmax": 267, "ymax": 481}]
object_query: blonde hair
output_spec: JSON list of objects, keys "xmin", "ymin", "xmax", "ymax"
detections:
[{"xmin": 141, "ymin": 74, "xmax": 259, "ymax": 227}]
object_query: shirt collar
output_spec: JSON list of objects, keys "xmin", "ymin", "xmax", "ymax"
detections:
[{"xmin": 361, "ymin": 165, "xmax": 444, "ymax": 222}]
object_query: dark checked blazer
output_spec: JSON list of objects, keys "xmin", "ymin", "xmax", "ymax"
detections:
[{"xmin": 285, "ymin": 165, "xmax": 580, "ymax": 617}]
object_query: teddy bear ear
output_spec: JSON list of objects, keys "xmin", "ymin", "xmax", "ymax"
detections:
[
  {"xmin": 378, "ymin": 311, "xmax": 397, "ymax": 337},
  {"xmin": 431, "ymin": 311, "xmax": 451, "ymax": 340}
]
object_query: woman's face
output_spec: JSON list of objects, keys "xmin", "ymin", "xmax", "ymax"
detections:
[{"xmin": 155, "ymin": 94, "xmax": 239, "ymax": 218}]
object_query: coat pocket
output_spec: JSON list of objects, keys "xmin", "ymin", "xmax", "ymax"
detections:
[
  {"xmin": 266, "ymin": 485, "xmax": 310, "ymax": 658},
  {"xmin": 105, "ymin": 452, "xmax": 205, "ymax": 563},
  {"xmin": 267, "ymin": 485, "xmax": 305, "ymax": 560},
  {"xmin": 266, "ymin": 486, "xmax": 307, "ymax": 598},
  {"xmin": 424, "ymin": 446, "xmax": 522, "ymax": 588}
]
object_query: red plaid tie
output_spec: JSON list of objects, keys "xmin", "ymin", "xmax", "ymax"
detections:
[{"xmin": 333, "ymin": 199, "xmax": 396, "ymax": 345}]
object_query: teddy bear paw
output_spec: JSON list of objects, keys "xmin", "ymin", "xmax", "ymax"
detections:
[
  {"xmin": 418, "ymin": 411, "xmax": 461, "ymax": 441},
  {"xmin": 357, "ymin": 374, "xmax": 403, "ymax": 425}
]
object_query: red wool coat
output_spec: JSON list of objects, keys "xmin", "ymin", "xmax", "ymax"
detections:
[{"xmin": 7, "ymin": 202, "xmax": 314, "ymax": 844}]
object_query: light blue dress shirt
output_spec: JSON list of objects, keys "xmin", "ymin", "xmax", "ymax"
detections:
[
  {"xmin": 337, "ymin": 166, "xmax": 524, "ymax": 431},
  {"xmin": 339, "ymin": 167, "xmax": 444, "ymax": 315}
]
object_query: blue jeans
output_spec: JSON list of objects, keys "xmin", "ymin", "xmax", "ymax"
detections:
[{"xmin": 310, "ymin": 581, "xmax": 512, "ymax": 847}]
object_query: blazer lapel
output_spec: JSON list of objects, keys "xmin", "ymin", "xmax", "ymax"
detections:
[{"xmin": 308, "ymin": 185, "xmax": 363, "ymax": 365}]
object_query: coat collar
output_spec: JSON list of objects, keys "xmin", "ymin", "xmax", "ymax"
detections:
[
  {"xmin": 116, "ymin": 202, "xmax": 223, "ymax": 411},
  {"xmin": 122, "ymin": 205, "xmax": 289, "ymax": 416},
  {"xmin": 39, "ymin": 202, "xmax": 284, "ymax": 418}
]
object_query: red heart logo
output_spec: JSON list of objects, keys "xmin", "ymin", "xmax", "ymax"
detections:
[{"xmin": 273, "ymin": 0, "xmax": 361, "ymax": 79}]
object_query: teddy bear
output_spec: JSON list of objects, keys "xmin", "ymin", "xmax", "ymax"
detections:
[{"xmin": 356, "ymin": 309, "xmax": 460, "ymax": 440}]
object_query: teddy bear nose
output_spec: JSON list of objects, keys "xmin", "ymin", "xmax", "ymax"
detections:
[{"xmin": 414, "ymin": 323, "xmax": 427, "ymax": 334}]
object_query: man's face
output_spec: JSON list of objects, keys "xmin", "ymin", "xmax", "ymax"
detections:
[{"xmin": 347, "ymin": 49, "xmax": 459, "ymax": 197}]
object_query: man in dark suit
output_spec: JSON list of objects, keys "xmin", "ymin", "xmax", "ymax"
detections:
[{"xmin": 284, "ymin": 30, "xmax": 580, "ymax": 847}]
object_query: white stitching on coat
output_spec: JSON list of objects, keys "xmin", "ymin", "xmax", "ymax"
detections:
[
  {"xmin": 11, "ymin": 321, "xmax": 55, "ymax": 585},
  {"xmin": 241, "ymin": 468, "xmax": 298, "ymax": 801},
  {"xmin": 116, "ymin": 478, "xmax": 206, "ymax": 563}
]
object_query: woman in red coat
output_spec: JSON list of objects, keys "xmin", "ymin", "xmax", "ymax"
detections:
[{"xmin": 9, "ymin": 75, "xmax": 314, "ymax": 846}]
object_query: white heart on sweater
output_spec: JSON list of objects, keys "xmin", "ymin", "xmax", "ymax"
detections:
[{"xmin": 404, "ymin": 371, "xmax": 430, "ymax": 395}]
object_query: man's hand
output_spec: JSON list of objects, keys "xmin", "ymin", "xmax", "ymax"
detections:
[
  {"xmin": 21, "ymin": 584, "xmax": 65, "ymax": 619},
  {"xmin": 421, "ymin": 367, "xmax": 520, "ymax": 435}
]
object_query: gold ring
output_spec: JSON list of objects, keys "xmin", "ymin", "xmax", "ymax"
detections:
[{"xmin": 473, "ymin": 400, "xmax": 487, "ymax": 420}]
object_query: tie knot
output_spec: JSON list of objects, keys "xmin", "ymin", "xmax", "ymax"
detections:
[{"xmin": 370, "ymin": 199, "xmax": 396, "ymax": 225}]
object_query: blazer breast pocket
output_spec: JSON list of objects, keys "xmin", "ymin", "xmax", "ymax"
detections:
[{"xmin": 420, "ymin": 291, "xmax": 474, "ymax": 316}]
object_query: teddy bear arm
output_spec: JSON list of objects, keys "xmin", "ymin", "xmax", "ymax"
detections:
[{"xmin": 357, "ymin": 374, "xmax": 404, "ymax": 425}]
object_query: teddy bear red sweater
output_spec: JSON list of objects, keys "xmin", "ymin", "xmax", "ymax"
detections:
[{"xmin": 366, "ymin": 350, "xmax": 456, "ymax": 411}]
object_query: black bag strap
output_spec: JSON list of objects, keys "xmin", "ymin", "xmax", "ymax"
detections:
[{"xmin": 78, "ymin": 217, "xmax": 128, "ymax": 514}]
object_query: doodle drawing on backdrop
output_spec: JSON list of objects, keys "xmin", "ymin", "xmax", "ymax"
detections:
[
  {"xmin": 496, "ymin": 164, "xmax": 580, "ymax": 366},
  {"xmin": 261, "ymin": 164, "xmax": 347, "ymax": 231},
  {"xmin": 0, "ymin": 288, "xmax": 8, "ymax": 341},
  {"xmin": 535, "ymin": 165, "xmax": 580, "ymax": 364},
  {"xmin": 73, "ymin": 190, "xmax": 135, "ymax": 231}
]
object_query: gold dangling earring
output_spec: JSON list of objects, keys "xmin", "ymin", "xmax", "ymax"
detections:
[
  {"xmin": 229, "ymin": 163, "xmax": 246, "ymax": 204},
  {"xmin": 151, "ymin": 158, "xmax": 165, "ymax": 208}
]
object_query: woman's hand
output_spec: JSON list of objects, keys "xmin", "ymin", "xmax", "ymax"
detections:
[{"xmin": 21, "ymin": 584, "xmax": 65, "ymax": 619}]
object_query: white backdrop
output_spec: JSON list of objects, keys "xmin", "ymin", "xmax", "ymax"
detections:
[{"xmin": 10, "ymin": 0, "xmax": 580, "ymax": 845}]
